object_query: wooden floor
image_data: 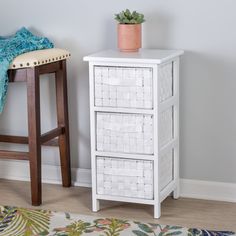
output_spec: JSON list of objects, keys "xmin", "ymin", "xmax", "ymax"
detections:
[{"xmin": 0, "ymin": 178, "xmax": 235, "ymax": 231}]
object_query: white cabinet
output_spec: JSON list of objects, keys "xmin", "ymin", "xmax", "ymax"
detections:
[{"xmin": 84, "ymin": 49, "xmax": 183, "ymax": 218}]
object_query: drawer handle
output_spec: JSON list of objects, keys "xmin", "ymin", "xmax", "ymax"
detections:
[
  {"xmin": 103, "ymin": 123, "xmax": 143, "ymax": 133},
  {"xmin": 104, "ymin": 169, "xmax": 143, "ymax": 177},
  {"xmin": 102, "ymin": 78, "xmax": 140, "ymax": 87}
]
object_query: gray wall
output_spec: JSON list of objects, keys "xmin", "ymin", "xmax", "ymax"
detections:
[{"xmin": 0, "ymin": 0, "xmax": 235, "ymax": 183}]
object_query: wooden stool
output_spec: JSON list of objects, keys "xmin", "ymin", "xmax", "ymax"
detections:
[{"xmin": 0, "ymin": 48, "xmax": 72, "ymax": 206}]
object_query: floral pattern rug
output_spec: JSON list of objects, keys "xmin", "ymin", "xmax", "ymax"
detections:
[{"xmin": 0, "ymin": 206, "xmax": 235, "ymax": 236}]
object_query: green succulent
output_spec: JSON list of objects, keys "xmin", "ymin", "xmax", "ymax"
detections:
[{"xmin": 115, "ymin": 9, "xmax": 145, "ymax": 24}]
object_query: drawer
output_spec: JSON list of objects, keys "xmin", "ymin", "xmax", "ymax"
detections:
[
  {"xmin": 96, "ymin": 108, "xmax": 173, "ymax": 155},
  {"xmin": 96, "ymin": 153, "xmax": 174, "ymax": 199},
  {"xmin": 96, "ymin": 112, "xmax": 154, "ymax": 154},
  {"xmin": 94, "ymin": 62, "xmax": 174, "ymax": 109},
  {"xmin": 96, "ymin": 156, "xmax": 154, "ymax": 199},
  {"xmin": 94, "ymin": 66, "xmax": 153, "ymax": 109}
]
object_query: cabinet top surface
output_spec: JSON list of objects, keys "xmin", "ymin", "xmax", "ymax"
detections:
[{"xmin": 84, "ymin": 49, "xmax": 184, "ymax": 64}]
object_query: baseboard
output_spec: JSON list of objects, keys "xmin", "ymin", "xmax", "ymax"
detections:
[
  {"xmin": 180, "ymin": 178, "xmax": 236, "ymax": 203},
  {"xmin": 0, "ymin": 160, "xmax": 92, "ymax": 188},
  {"xmin": 0, "ymin": 160, "xmax": 235, "ymax": 203}
]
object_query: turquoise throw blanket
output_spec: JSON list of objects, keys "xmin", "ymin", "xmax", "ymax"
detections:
[{"xmin": 0, "ymin": 27, "xmax": 54, "ymax": 113}]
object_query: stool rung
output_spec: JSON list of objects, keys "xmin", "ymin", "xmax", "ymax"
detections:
[
  {"xmin": 0, "ymin": 135, "xmax": 28, "ymax": 144},
  {"xmin": 0, "ymin": 131, "xmax": 62, "ymax": 147},
  {"xmin": 41, "ymin": 127, "xmax": 64, "ymax": 144},
  {"xmin": 0, "ymin": 150, "xmax": 29, "ymax": 160}
]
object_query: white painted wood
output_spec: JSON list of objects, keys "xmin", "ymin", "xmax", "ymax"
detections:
[
  {"xmin": 84, "ymin": 49, "xmax": 184, "ymax": 64},
  {"xmin": 84, "ymin": 61, "xmax": 157, "ymax": 68},
  {"xmin": 84, "ymin": 49, "xmax": 183, "ymax": 218},
  {"xmin": 153, "ymin": 64, "xmax": 161, "ymax": 218},
  {"xmin": 160, "ymin": 181, "xmax": 177, "ymax": 202},
  {"xmin": 159, "ymin": 96, "xmax": 178, "ymax": 113},
  {"xmin": 173, "ymin": 58, "xmax": 180, "ymax": 199},
  {"xmin": 159, "ymin": 139, "xmax": 178, "ymax": 156},
  {"xmin": 94, "ymin": 107, "xmax": 154, "ymax": 115},
  {"xmin": 95, "ymin": 151, "xmax": 154, "ymax": 161},
  {"xmin": 88, "ymin": 62, "xmax": 100, "ymax": 212},
  {"xmin": 96, "ymin": 194, "xmax": 155, "ymax": 205}
]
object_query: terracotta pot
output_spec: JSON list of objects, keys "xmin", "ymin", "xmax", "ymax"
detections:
[{"xmin": 118, "ymin": 24, "xmax": 142, "ymax": 52}]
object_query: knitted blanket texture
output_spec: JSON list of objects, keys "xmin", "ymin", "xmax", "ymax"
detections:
[{"xmin": 0, "ymin": 27, "xmax": 53, "ymax": 112}]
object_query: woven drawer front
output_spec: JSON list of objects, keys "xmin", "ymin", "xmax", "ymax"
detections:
[
  {"xmin": 94, "ymin": 66, "xmax": 153, "ymax": 109},
  {"xmin": 159, "ymin": 107, "xmax": 173, "ymax": 147},
  {"xmin": 96, "ymin": 112, "xmax": 153, "ymax": 154},
  {"xmin": 159, "ymin": 62, "xmax": 173, "ymax": 102},
  {"xmin": 160, "ymin": 150, "xmax": 173, "ymax": 190},
  {"xmin": 96, "ymin": 156, "xmax": 153, "ymax": 199}
]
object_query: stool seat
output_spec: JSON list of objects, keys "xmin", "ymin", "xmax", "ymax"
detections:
[{"xmin": 9, "ymin": 48, "xmax": 71, "ymax": 69}]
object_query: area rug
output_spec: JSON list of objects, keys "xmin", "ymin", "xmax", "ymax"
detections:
[{"xmin": 0, "ymin": 206, "xmax": 235, "ymax": 236}]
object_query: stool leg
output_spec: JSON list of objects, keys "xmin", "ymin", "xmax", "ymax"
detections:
[
  {"xmin": 27, "ymin": 68, "xmax": 42, "ymax": 206},
  {"xmin": 56, "ymin": 60, "xmax": 71, "ymax": 187}
]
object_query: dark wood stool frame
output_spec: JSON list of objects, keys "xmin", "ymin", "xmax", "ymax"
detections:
[{"xmin": 0, "ymin": 60, "xmax": 71, "ymax": 206}]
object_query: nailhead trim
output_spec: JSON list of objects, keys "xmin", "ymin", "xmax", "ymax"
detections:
[{"xmin": 10, "ymin": 52, "xmax": 71, "ymax": 69}]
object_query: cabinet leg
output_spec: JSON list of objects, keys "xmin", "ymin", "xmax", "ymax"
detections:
[
  {"xmin": 173, "ymin": 187, "xmax": 180, "ymax": 199},
  {"xmin": 93, "ymin": 199, "xmax": 100, "ymax": 212},
  {"xmin": 154, "ymin": 203, "xmax": 161, "ymax": 219},
  {"xmin": 173, "ymin": 181, "xmax": 180, "ymax": 199}
]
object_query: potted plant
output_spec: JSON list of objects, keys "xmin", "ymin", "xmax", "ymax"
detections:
[{"xmin": 115, "ymin": 9, "xmax": 145, "ymax": 52}]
